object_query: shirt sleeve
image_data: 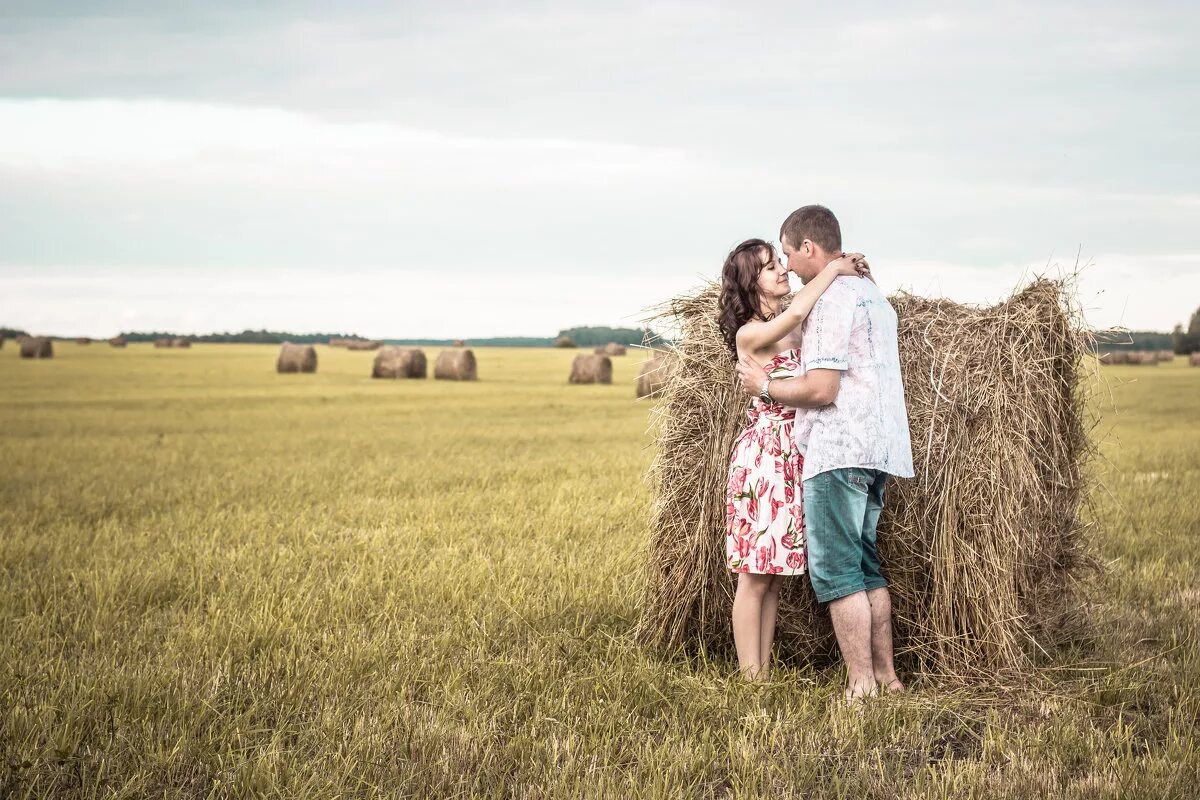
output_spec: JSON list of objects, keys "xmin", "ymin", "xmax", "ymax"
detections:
[{"xmin": 802, "ymin": 286, "xmax": 855, "ymax": 371}]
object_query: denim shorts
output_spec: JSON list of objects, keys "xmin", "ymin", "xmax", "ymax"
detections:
[{"xmin": 802, "ymin": 468, "xmax": 889, "ymax": 603}]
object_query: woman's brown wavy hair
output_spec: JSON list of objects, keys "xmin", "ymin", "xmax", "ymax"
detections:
[{"xmin": 717, "ymin": 238, "xmax": 776, "ymax": 359}]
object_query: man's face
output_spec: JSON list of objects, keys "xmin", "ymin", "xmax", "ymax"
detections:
[{"xmin": 781, "ymin": 235, "xmax": 819, "ymax": 283}]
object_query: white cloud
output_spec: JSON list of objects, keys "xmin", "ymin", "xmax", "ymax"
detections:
[{"xmin": 0, "ymin": 98, "xmax": 690, "ymax": 186}]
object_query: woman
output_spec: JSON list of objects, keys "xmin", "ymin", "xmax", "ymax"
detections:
[{"xmin": 718, "ymin": 238, "xmax": 868, "ymax": 681}]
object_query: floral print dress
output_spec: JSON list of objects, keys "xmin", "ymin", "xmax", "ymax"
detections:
[{"xmin": 726, "ymin": 348, "xmax": 807, "ymax": 575}]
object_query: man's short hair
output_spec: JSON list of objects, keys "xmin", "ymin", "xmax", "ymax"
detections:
[{"xmin": 780, "ymin": 205, "xmax": 841, "ymax": 253}]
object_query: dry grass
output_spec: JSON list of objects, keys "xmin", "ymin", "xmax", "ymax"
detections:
[
  {"xmin": 637, "ymin": 278, "xmax": 1099, "ymax": 682},
  {"xmin": 0, "ymin": 343, "xmax": 1197, "ymax": 798}
]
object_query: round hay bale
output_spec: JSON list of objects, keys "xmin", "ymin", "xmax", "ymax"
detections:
[
  {"xmin": 603, "ymin": 342, "xmax": 627, "ymax": 356},
  {"xmin": 19, "ymin": 336, "xmax": 53, "ymax": 359},
  {"xmin": 554, "ymin": 335, "xmax": 577, "ymax": 348},
  {"xmin": 636, "ymin": 278, "xmax": 1097, "ymax": 681},
  {"xmin": 568, "ymin": 353, "xmax": 612, "ymax": 384},
  {"xmin": 154, "ymin": 338, "xmax": 173, "ymax": 348},
  {"xmin": 346, "ymin": 340, "xmax": 382, "ymax": 351},
  {"xmin": 1190, "ymin": 353, "xmax": 1200, "ymax": 367},
  {"xmin": 172, "ymin": 338, "xmax": 191, "ymax": 349},
  {"xmin": 434, "ymin": 348, "xmax": 477, "ymax": 381},
  {"xmin": 372, "ymin": 346, "xmax": 427, "ymax": 378},
  {"xmin": 1127, "ymin": 351, "xmax": 1158, "ymax": 365},
  {"xmin": 636, "ymin": 354, "xmax": 672, "ymax": 399},
  {"xmin": 109, "ymin": 336, "xmax": 127, "ymax": 348},
  {"xmin": 452, "ymin": 339, "xmax": 466, "ymax": 347},
  {"xmin": 1156, "ymin": 351, "xmax": 1174, "ymax": 362},
  {"xmin": 277, "ymin": 342, "xmax": 318, "ymax": 373},
  {"xmin": 75, "ymin": 337, "xmax": 92, "ymax": 345}
]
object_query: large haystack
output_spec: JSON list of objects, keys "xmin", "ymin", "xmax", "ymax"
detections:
[
  {"xmin": 434, "ymin": 348, "xmax": 477, "ymax": 381},
  {"xmin": 636, "ymin": 278, "xmax": 1097, "ymax": 681},
  {"xmin": 19, "ymin": 336, "xmax": 53, "ymax": 359},
  {"xmin": 372, "ymin": 346, "xmax": 427, "ymax": 378},
  {"xmin": 569, "ymin": 354, "xmax": 612, "ymax": 384},
  {"xmin": 636, "ymin": 354, "xmax": 672, "ymax": 399},
  {"xmin": 277, "ymin": 343, "xmax": 318, "ymax": 373}
]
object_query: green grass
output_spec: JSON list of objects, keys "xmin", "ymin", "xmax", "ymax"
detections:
[{"xmin": 1, "ymin": 344, "xmax": 1198, "ymax": 798}]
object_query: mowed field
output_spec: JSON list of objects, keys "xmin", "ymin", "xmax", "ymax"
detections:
[{"xmin": 1, "ymin": 343, "xmax": 1198, "ymax": 799}]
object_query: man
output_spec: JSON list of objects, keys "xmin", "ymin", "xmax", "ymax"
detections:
[{"xmin": 736, "ymin": 205, "xmax": 914, "ymax": 702}]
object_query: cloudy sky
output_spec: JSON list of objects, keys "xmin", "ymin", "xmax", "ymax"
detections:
[{"xmin": 1, "ymin": 1, "xmax": 1197, "ymax": 338}]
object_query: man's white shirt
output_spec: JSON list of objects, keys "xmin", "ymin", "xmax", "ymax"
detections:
[{"xmin": 792, "ymin": 275, "xmax": 915, "ymax": 482}]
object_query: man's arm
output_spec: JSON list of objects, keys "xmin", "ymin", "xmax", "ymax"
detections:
[{"xmin": 736, "ymin": 355, "xmax": 840, "ymax": 407}]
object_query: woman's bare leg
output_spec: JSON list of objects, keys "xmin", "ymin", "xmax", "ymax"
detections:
[
  {"xmin": 757, "ymin": 575, "xmax": 786, "ymax": 678},
  {"xmin": 732, "ymin": 573, "xmax": 772, "ymax": 680}
]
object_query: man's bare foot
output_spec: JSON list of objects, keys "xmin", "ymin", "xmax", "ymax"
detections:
[
  {"xmin": 876, "ymin": 675, "xmax": 905, "ymax": 693},
  {"xmin": 844, "ymin": 677, "xmax": 877, "ymax": 705}
]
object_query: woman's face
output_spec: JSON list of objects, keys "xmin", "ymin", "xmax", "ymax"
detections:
[{"xmin": 755, "ymin": 249, "xmax": 790, "ymax": 300}]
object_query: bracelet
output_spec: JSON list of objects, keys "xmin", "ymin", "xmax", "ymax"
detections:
[{"xmin": 759, "ymin": 377, "xmax": 774, "ymax": 403}]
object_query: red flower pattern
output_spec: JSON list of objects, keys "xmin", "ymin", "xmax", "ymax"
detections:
[{"xmin": 725, "ymin": 349, "xmax": 807, "ymax": 575}]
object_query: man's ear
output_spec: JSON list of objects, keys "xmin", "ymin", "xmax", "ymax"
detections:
[{"xmin": 801, "ymin": 239, "xmax": 814, "ymax": 258}]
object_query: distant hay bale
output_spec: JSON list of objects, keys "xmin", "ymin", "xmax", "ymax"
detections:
[
  {"xmin": 636, "ymin": 278, "xmax": 1097, "ymax": 681},
  {"xmin": 569, "ymin": 354, "xmax": 612, "ymax": 384},
  {"xmin": 372, "ymin": 346, "xmax": 427, "ymax": 379},
  {"xmin": 154, "ymin": 338, "xmax": 173, "ymax": 348},
  {"xmin": 19, "ymin": 336, "xmax": 53, "ymax": 359},
  {"xmin": 1190, "ymin": 353, "xmax": 1200, "ymax": 367},
  {"xmin": 346, "ymin": 340, "xmax": 382, "ymax": 351},
  {"xmin": 172, "ymin": 338, "xmax": 191, "ymax": 349},
  {"xmin": 75, "ymin": 337, "xmax": 92, "ymax": 345},
  {"xmin": 636, "ymin": 354, "xmax": 672, "ymax": 399},
  {"xmin": 604, "ymin": 342, "xmax": 627, "ymax": 356},
  {"xmin": 1126, "ymin": 351, "xmax": 1158, "ymax": 365},
  {"xmin": 434, "ymin": 348, "xmax": 477, "ymax": 381},
  {"xmin": 1156, "ymin": 351, "xmax": 1174, "ymax": 362},
  {"xmin": 109, "ymin": 336, "xmax": 127, "ymax": 348},
  {"xmin": 452, "ymin": 339, "xmax": 466, "ymax": 347},
  {"xmin": 276, "ymin": 343, "xmax": 318, "ymax": 373},
  {"xmin": 555, "ymin": 335, "xmax": 578, "ymax": 348}
]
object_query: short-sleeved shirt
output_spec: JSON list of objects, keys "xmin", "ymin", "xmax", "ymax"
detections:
[{"xmin": 792, "ymin": 276, "xmax": 915, "ymax": 482}]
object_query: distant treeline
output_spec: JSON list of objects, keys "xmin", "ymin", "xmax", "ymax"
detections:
[
  {"xmin": 101, "ymin": 326, "xmax": 666, "ymax": 348},
  {"xmin": 118, "ymin": 329, "xmax": 365, "ymax": 344},
  {"xmin": 556, "ymin": 326, "xmax": 666, "ymax": 347},
  {"xmin": 386, "ymin": 337, "xmax": 556, "ymax": 347},
  {"xmin": 1093, "ymin": 330, "xmax": 1176, "ymax": 352},
  {"xmin": 0, "ymin": 327, "xmax": 30, "ymax": 339},
  {"xmin": 1094, "ymin": 305, "xmax": 1200, "ymax": 354}
]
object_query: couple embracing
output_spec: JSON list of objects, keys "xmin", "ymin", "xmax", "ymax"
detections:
[{"xmin": 718, "ymin": 205, "xmax": 914, "ymax": 702}]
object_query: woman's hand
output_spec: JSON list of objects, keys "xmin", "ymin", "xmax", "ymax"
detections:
[{"xmin": 829, "ymin": 252, "xmax": 870, "ymax": 278}]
